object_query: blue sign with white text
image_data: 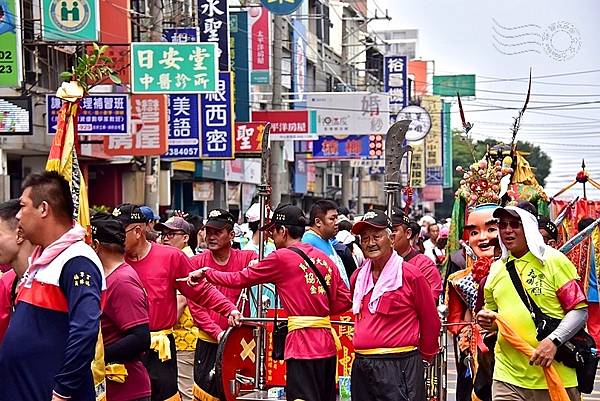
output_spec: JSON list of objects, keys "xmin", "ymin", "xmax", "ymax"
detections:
[
  {"xmin": 162, "ymin": 27, "xmax": 198, "ymax": 42},
  {"xmin": 230, "ymin": 11, "xmax": 250, "ymax": 121},
  {"xmin": 200, "ymin": 72, "xmax": 234, "ymax": 159},
  {"xmin": 46, "ymin": 94, "xmax": 129, "ymax": 135},
  {"xmin": 312, "ymin": 135, "xmax": 372, "ymax": 159},
  {"xmin": 164, "ymin": 94, "xmax": 201, "ymax": 159},
  {"xmin": 384, "ymin": 55, "xmax": 408, "ymax": 122},
  {"xmin": 198, "ymin": 0, "xmax": 230, "ymax": 71}
]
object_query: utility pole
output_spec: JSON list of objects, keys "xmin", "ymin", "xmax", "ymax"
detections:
[
  {"xmin": 144, "ymin": 0, "xmax": 163, "ymax": 212},
  {"xmin": 270, "ymin": 14, "xmax": 285, "ymax": 205}
]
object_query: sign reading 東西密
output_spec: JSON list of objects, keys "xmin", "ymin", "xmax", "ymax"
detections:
[
  {"xmin": 42, "ymin": 0, "xmax": 98, "ymax": 41},
  {"xmin": 103, "ymin": 94, "xmax": 168, "ymax": 156},
  {"xmin": 198, "ymin": 0, "xmax": 230, "ymax": 71},
  {"xmin": 130, "ymin": 42, "xmax": 218, "ymax": 93},
  {"xmin": 0, "ymin": 0, "xmax": 23, "ymax": 87},
  {"xmin": 200, "ymin": 72, "xmax": 234, "ymax": 159},
  {"xmin": 307, "ymin": 92, "xmax": 389, "ymax": 136},
  {"xmin": 46, "ymin": 94, "xmax": 129, "ymax": 135},
  {"xmin": 260, "ymin": 0, "xmax": 303, "ymax": 15}
]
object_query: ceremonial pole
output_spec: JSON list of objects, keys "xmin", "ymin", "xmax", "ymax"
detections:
[
  {"xmin": 383, "ymin": 120, "xmax": 411, "ymax": 217},
  {"xmin": 255, "ymin": 123, "xmax": 271, "ymax": 391}
]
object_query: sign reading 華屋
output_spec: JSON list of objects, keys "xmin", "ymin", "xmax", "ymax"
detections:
[
  {"xmin": 307, "ymin": 92, "xmax": 389, "ymax": 136},
  {"xmin": 46, "ymin": 94, "xmax": 129, "ymax": 135},
  {"xmin": 260, "ymin": 0, "xmax": 303, "ymax": 15},
  {"xmin": 198, "ymin": 0, "xmax": 230, "ymax": 71},
  {"xmin": 200, "ymin": 72, "xmax": 234, "ymax": 159},
  {"xmin": 130, "ymin": 42, "xmax": 218, "ymax": 93},
  {"xmin": 41, "ymin": 0, "xmax": 98, "ymax": 41},
  {"xmin": 0, "ymin": 0, "xmax": 22, "ymax": 87}
]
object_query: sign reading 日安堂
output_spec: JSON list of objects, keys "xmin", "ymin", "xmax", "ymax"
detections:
[
  {"xmin": 131, "ymin": 42, "xmax": 218, "ymax": 93},
  {"xmin": 46, "ymin": 94, "xmax": 129, "ymax": 135}
]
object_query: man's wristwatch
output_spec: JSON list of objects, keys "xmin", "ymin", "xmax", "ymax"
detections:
[{"xmin": 549, "ymin": 334, "xmax": 562, "ymax": 347}]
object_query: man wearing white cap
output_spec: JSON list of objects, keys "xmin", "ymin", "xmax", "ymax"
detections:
[
  {"xmin": 243, "ymin": 203, "xmax": 275, "ymax": 256},
  {"xmin": 477, "ymin": 204, "xmax": 587, "ymax": 401}
]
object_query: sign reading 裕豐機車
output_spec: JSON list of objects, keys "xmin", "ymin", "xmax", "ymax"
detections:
[{"xmin": 130, "ymin": 42, "xmax": 218, "ymax": 93}]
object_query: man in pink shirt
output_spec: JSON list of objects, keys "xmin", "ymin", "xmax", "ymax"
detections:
[
  {"xmin": 113, "ymin": 203, "xmax": 241, "ymax": 401},
  {"xmin": 350, "ymin": 209, "xmax": 440, "ymax": 401},
  {"xmin": 391, "ymin": 207, "xmax": 443, "ymax": 300},
  {"xmin": 187, "ymin": 203, "xmax": 352, "ymax": 401}
]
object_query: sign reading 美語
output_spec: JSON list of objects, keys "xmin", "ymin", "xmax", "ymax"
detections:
[
  {"xmin": 384, "ymin": 56, "xmax": 407, "ymax": 120},
  {"xmin": 200, "ymin": 72, "xmax": 234, "ymax": 159},
  {"xmin": 130, "ymin": 42, "xmax": 218, "ymax": 93},
  {"xmin": 46, "ymin": 94, "xmax": 129, "ymax": 135},
  {"xmin": 0, "ymin": 0, "xmax": 22, "ymax": 87},
  {"xmin": 162, "ymin": 28, "xmax": 202, "ymax": 160},
  {"xmin": 163, "ymin": 95, "xmax": 201, "ymax": 159},
  {"xmin": 198, "ymin": 0, "xmax": 230, "ymax": 71},
  {"xmin": 41, "ymin": 0, "xmax": 99, "ymax": 41}
]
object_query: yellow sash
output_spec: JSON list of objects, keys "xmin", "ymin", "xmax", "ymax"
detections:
[
  {"xmin": 193, "ymin": 382, "xmax": 219, "ymax": 401},
  {"xmin": 105, "ymin": 364, "xmax": 128, "ymax": 383},
  {"xmin": 196, "ymin": 329, "xmax": 218, "ymax": 344},
  {"xmin": 287, "ymin": 316, "xmax": 342, "ymax": 351},
  {"xmin": 150, "ymin": 329, "xmax": 174, "ymax": 362},
  {"xmin": 355, "ymin": 346, "xmax": 417, "ymax": 355}
]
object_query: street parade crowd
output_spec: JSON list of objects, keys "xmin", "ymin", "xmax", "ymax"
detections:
[{"xmin": 0, "ymin": 151, "xmax": 598, "ymax": 401}]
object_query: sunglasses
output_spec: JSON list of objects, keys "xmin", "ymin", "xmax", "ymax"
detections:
[
  {"xmin": 161, "ymin": 231, "xmax": 186, "ymax": 239},
  {"xmin": 498, "ymin": 220, "xmax": 522, "ymax": 230}
]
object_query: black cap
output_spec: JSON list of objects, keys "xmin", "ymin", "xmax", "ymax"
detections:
[
  {"xmin": 538, "ymin": 216, "xmax": 558, "ymax": 241},
  {"xmin": 493, "ymin": 201, "xmax": 538, "ymax": 221},
  {"xmin": 91, "ymin": 212, "xmax": 125, "ymax": 246},
  {"xmin": 259, "ymin": 203, "xmax": 307, "ymax": 231},
  {"xmin": 204, "ymin": 208, "xmax": 235, "ymax": 230},
  {"xmin": 391, "ymin": 207, "xmax": 410, "ymax": 227},
  {"xmin": 351, "ymin": 209, "xmax": 392, "ymax": 235},
  {"xmin": 112, "ymin": 203, "xmax": 148, "ymax": 226},
  {"xmin": 516, "ymin": 201, "xmax": 537, "ymax": 216}
]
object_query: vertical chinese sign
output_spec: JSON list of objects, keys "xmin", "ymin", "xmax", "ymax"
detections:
[
  {"xmin": 200, "ymin": 72, "xmax": 234, "ymax": 159},
  {"xmin": 230, "ymin": 11, "xmax": 250, "ymax": 121},
  {"xmin": 162, "ymin": 29, "xmax": 202, "ymax": 160},
  {"xmin": 423, "ymin": 95, "xmax": 443, "ymax": 187},
  {"xmin": 384, "ymin": 55, "xmax": 407, "ymax": 123},
  {"xmin": 130, "ymin": 42, "xmax": 218, "ymax": 93},
  {"xmin": 442, "ymin": 101, "xmax": 453, "ymax": 188},
  {"xmin": 104, "ymin": 94, "xmax": 168, "ymax": 156},
  {"xmin": 292, "ymin": 18, "xmax": 307, "ymax": 109},
  {"xmin": 0, "ymin": 0, "xmax": 22, "ymax": 87},
  {"xmin": 198, "ymin": 0, "xmax": 230, "ymax": 71},
  {"xmin": 249, "ymin": 6, "xmax": 270, "ymax": 84}
]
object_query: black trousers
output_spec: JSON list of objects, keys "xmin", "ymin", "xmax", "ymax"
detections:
[
  {"xmin": 140, "ymin": 334, "xmax": 180, "ymax": 401},
  {"xmin": 286, "ymin": 356, "xmax": 337, "ymax": 401},
  {"xmin": 193, "ymin": 339, "xmax": 220, "ymax": 399},
  {"xmin": 351, "ymin": 350, "xmax": 425, "ymax": 401}
]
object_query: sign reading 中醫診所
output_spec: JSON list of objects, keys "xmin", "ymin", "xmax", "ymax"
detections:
[{"xmin": 131, "ymin": 42, "xmax": 218, "ymax": 93}]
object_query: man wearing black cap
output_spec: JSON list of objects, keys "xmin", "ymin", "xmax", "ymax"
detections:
[
  {"xmin": 112, "ymin": 203, "xmax": 241, "ymax": 401},
  {"xmin": 187, "ymin": 203, "xmax": 352, "ymax": 401},
  {"xmin": 538, "ymin": 216, "xmax": 558, "ymax": 248},
  {"xmin": 477, "ymin": 204, "xmax": 587, "ymax": 401},
  {"xmin": 391, "ymin": 207, "xmax": 442, "ymax": 300},
  {"xmin": 91, "ymin": 212, "xmax": 151, "ymax": 401},
  {"xmin": 187, "ymin": 209, "xmax": 257, "ymax": 401},
  {"xmin": 350, "ymin": 209, "xmax": 440, "ymax": 401}
]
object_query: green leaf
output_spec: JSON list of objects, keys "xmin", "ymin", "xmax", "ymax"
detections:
[
  {"xmin": 109, "ymin": 73, "xmax": 122, "ymax": 85},
  {"xmin": 99, "ymin": 45, "xmax": 109, "ymax": 54},
  {"xmin": 93, "ymin": 42, "xmax": 100, "ymax": 52},
  {"xmin": 59, "ymin": 71, "xmax": 73, "ymax": 81}
]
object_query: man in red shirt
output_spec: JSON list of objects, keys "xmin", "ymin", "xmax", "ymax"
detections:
[
  {"xmin": 187, "ymin": 203, "xmax": 352, "ymax": 401},
  {"xmin": 391, "ymin": 207, "xmax": 443, "ymax": 300},
  {"xmin": 113, "ymin": 203, "xmax": 241, "ymax": 401},
  {"xmin": 187, "ymin": 208, "xmax": 256, "ymax": 401},
  {"xmin": 90, "ymin": 212, "xmax": 151, "ymax": 401},
  {"xmin": 0, "ymin": 199, "xmax": 34, "ymax": 343},
  {"xmin": 350, "ymin": 210, "xmax": 440, "ymax": 401}
]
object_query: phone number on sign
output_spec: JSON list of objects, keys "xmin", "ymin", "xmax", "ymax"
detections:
[{"xmin": 166, "ymin": 147, "xmax": 199, "ymax": 157}]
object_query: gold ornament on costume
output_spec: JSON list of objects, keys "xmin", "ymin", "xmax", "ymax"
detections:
[{"xmin": 455, "ymin": 158, "xmax": 513, "ymax": 208}]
